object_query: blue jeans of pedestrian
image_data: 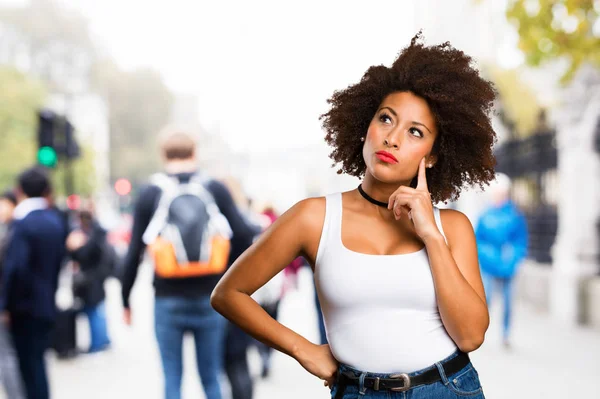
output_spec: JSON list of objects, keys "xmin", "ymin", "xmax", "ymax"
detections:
[
  {"xmin": 0, "ymin": 321, "xmax": 25, "ymax": 399},
  {"xmin": 330, "ymin": 351, "xmax": 485, "ymax": 399},
  {"xmin": 10, "ymin": 316, "xmax": 53, "ymax": 399},
  {"xmin": 83, "ymin": 301, "xmax": 111, "ymax": 352},
  {"xmin": 154, "ymin": 296, "xmax": 225, "ymax": 399},
  {"xmin": 482, "ymin": 273, "xmax": 513, "ymax": 340}
]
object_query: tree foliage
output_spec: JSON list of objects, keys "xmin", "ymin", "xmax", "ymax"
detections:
[
  {"xmin": 0, "ymin": 67, "xmax": 45, "ymax": 190},
  {"xmin": 0, "ymin": 66, "xmax": 98, "ymax": 196},
  {"xmin": 487, "ymin": 66, "xmax": 542, "ymax": 137},
  {"xmin": 92, "ymin": 60, "xmax": 174, "ymax": 184},
  {"xmin": 51, "ymin": 143, "xmax": 97, "ymax": 197},
  {"xmin": 0, "ymin": 0, "xmax": 95, "ymax": 92},
  {"xmin": 1, "ymin": 0, "xmax": 174, "ymax": 188},
  {"xmin": 506, "ymin": 0, "xmax": 600, "ymax": 82}
]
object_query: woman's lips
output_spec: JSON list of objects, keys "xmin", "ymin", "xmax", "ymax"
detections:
[{"xmin": 375, "ymin": 151, "xmax": 398, "ymax": 164}]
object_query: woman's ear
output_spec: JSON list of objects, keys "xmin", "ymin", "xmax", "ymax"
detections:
[{"xmin": 426, "ymin": 154, "xmax": 438, "ymax": 168}]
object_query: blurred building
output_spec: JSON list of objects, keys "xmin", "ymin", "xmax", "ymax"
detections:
[
  {"xmin": 234, "ymin": 144, "xmax": 358, "ymax": 213},
  {"xmin": 550, "ymin": 66, "xmax": 600, "ymax": 328},
  {"xmin": 413, "ymin": 0, "xmax": 600, "ymax": 330}
]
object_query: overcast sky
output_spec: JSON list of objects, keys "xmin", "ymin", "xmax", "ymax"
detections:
[
  {"xmin": 2, "ymin": 0, "xmax": 528, "ymax": 153},
  {"xmin": 50, "ymin": 0, "xmax": 419, "ymax": 152}
]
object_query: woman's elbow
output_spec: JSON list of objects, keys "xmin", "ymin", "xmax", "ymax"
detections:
[
  {"xmin": 456, "ymin": 331, "xmax": 486, "ymax": 353},
  {"xmin": 457, "ymin": 338, "xmax": 483, "ymax": 353},
  {"xmin": 210, "ymin": 286, "xmax": 228, "ymax": 314}
]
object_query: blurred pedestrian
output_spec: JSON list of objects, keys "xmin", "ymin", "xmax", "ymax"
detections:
[
  {"xmin": 0, "ymin": 190, "xmax": 17, "ymax": 238},
  {"xmin": 260, "ymin": 205, "xmax": 327, "ymax": 346},
  {"xmin": 121, "ymin": 128, "xmax": 258, "ymax": 399},
  {"xmin": 1, "ymin": 167, "xmax": 67, "ymax": 399},
  {"xmin": 252, "ymin": 272, "xmax": 283, "ymax": 378},
  {"xmin": 67, "ymin": 210, "xmax": 113, "ymax": 353},
  {"xmin": 212, "ymin": 33, "xmax": 494, "ymax": 399},
  {"xmin": 0, "ymin": 189, "xmax": 25, "ymax": 399},
  {"xmin": 220, "ymin": 184, "xmax": 264, "ymax": 399},
  {"xmin": 475, "ymin": 172, "xmax": 528, "ymax": 349}
]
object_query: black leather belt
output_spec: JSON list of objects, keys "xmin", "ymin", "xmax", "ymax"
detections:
[{"xmin": 334, "ymin": 351, "xmax": 470, "ymax": 398}]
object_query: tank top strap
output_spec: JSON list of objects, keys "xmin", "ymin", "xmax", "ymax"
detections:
[
  {"xmin": 329, "ymin": 192, "xmax": 343, "ymax": 237},
  {"xmin": 315, "ymin": 193, "xmax": 342, "ymax": 265},
  {"xmin": 433, "ymin": 206, "xmax": 448, "ymax": 244}
]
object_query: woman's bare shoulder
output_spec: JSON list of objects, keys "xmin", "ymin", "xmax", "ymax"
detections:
[
  {"xmin": 439, "ymin": 208, "xmax": 476, "ymax": 246},
  {"xmin": 285, "ymin": 196, "xmax": 326, "ymax": 231}
]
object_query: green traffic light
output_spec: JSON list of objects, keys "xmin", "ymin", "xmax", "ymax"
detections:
[{"xmin": 37, "ymin": 146, "xmax": 57, "ymax": 167}]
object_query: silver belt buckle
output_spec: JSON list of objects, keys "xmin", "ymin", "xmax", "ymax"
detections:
[{"xmin": 389, "ymin": 373, "xmax": 411, "ymax": 392}]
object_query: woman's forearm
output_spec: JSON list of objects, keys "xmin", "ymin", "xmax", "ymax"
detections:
[
  {"xmin": 424, "ymin": 234, "xmax": 489, "ymax": 352},
  {"xmin": 211, "ymin": 289, "xmax": 312, "ymax": 359}
]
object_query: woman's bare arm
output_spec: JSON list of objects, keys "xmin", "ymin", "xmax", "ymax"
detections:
[
  {"xmin": 211, "ymin": 197, "xmax": 338, "ymax": 384},
  {"xmin": 424, "ymin": 209, "xmax": 489, "ymax": 353}
]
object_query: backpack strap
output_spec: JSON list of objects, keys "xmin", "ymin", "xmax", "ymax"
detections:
[
  {"xmin": 142, "ymin": 173, "xmax": 233, "ymax": 245},
  {"xmin": 142, "ymin": 173, "xmax": 181, "ymax": 245},
  {"xmin": 188, "ymin": 175, "xmax": 233, "ymax": 239}
]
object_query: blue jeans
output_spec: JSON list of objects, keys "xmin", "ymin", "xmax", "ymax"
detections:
[
  {"xmin": 154, "ymin": 296, "xmax": 225, "ymax": 399},
  {"xmin": 331, "ymin": 351, "xmax": 485, "ymax": 398},
  {"xmin": 482, "ymin": 273, "xmax": 513, "ymax": 340},
  {"xmin": 0, "ymin": 322, "xmax": 25, "ymax": 399},
  {"xmin": 83, "ymin": 302, "xmax": 111, "ymax": 352},
  {"xmin": 10, "ymin": 316, "xmax": 53, "ymax": 399}
]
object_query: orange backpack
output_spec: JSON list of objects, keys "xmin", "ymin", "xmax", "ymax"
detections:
[{"xmin": 142, "ymin": 174, "xmax": 232, "ymax": 278}]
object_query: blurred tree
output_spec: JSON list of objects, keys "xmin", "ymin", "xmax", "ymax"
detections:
[
  {"xmin": 0, "ymin": 67, "xmax": 45, "ymax": 189},
  {"xmin": 0, "ymin": 67, "xmax": 44, "ymax": 189},
  {"xmin": 0, "ymin": 0, "xmax": 96, "ymax": 93},
  {"xmin": 92, "ymin": 60, "xmax": 174, "ymax": 184},
  {"xmin": 505, "ymin": 0, "xmax": 600, "ymax": 82},
  {"xmin": 51, "ymin": 142, "xmax": 96, "ymax": 196},
  {"xmin": 487, "ymin": 66, "xmax": 542, "ymax": 137},
  {"xmin": 0, "ymin": 66, "xmax": 96, "ymax": 195},
  {"xmin": 1, "ymin": 0, "xmax": 174, "ymax": 187}
]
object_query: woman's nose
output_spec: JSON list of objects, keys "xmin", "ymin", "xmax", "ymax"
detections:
[{"xmin": 384, "ymin": 130, "xmax": 401, "ymax": 149}]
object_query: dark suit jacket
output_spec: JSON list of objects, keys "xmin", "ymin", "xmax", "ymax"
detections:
[{"xmin": 0, "ymin": 208, "xmax": 67, "ymax": 321}]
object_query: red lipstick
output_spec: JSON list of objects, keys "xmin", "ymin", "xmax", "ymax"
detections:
[{"xmin": 375, "ymin": 151, "xmax": 398, "ymax": 164}]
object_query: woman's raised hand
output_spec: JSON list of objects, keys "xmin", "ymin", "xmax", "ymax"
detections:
[{"xmin": 388, "ymin": 158, "xmax": 440, "ymax": 242}]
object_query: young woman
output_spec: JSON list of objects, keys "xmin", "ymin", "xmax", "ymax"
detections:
[{"xmin": 211, "ymin": 33, "xmax": 496, "ymax": 398}]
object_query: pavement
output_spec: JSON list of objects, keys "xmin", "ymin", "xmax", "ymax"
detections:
[{"xmin": 3, "ymin": 265, "xmax": 599, "ymax": 398}]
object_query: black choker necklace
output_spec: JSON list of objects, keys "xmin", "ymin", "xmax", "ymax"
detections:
[{"xmin": 357, "ymin": 184, "xmax": 388, "ymax": 208}]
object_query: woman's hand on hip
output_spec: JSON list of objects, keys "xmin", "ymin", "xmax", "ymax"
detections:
[
  {"xmin": 295, "ymin": 343, "xmax": 338, "ymax": 388},
  {"xmin": 388, "ymin": 158, "xmax": 440, "ymax": 241}
]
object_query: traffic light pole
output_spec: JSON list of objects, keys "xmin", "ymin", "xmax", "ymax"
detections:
[
  {"xmin": 64, "ymin": 157, "xmax": 74, "ymax": 196},
  {"xmin": 63, "ymin": 92, "xmax": 77, "ymax": 197}
]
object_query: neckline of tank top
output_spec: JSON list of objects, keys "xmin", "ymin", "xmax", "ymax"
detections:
[
  {"xmin": 336, "ymin": 193, "xmax": 428, "ymax": 258},
  {"xmin": 339, "ymin": 239, "xmax": 427, "ymax": 258}
]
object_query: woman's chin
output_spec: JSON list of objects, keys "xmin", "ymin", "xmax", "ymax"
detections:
[{"xmin": 366, "ymin": 167, "xmax": 411, "ymax": 185}]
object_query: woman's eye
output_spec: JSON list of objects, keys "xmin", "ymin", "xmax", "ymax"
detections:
[
  {"xmin": 379, "ymin": 113, "xmax": 392, "ymax": 124},
  {"xmin": 409, "ymin": 127, "xmax": 424, "ymax": 138}
]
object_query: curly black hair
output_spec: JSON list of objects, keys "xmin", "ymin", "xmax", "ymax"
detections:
[{"xmin": 321, "ymin": 32, "xmax": 497, "ymax": 203}]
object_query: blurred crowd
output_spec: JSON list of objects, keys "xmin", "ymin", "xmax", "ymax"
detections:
[
  {"xmin": 0, "ymin": 128, "xmax": 528, "ymax": 399},
  {"xmin": 0, "ymin": 129, "xmax": 324, "ymax": 399}
]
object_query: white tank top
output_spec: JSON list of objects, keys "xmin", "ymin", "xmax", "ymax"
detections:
[{"xmin": 314, "ymin": 193, "xmax": 457, "ymax": 373}]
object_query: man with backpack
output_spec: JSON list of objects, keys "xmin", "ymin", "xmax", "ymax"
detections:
[{"xmin": 121, "ymin": 129, "xmax": 259, "ymax": 399}]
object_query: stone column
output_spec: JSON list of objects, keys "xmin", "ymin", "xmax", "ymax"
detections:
[{"xmin": 551, "ymin": 66, "xmax": 600, "ymax": 325}]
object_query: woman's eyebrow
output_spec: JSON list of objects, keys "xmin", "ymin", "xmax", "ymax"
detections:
[
  {"xmin": 412, "ymin": 121, "xmax": 433, "ymax": 135},
  {"xmin": 378, "ymin": 106, "xmax": 397, "ymax": 117}
]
